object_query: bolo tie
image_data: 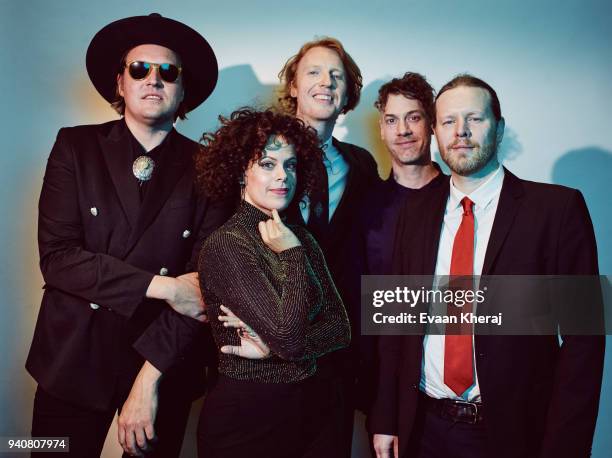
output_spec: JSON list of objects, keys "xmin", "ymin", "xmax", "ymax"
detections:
[{"xmin": 132, "ymin": 154, "xmax": 155, "ymax": 184}]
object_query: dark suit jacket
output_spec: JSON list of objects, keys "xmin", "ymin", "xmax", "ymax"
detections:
[
  {"xmin": 346, "ymin": 167, "xmax": 447, "ymax": 413},
  {"xmin": 285, "ymin": 137, "xmax": 381, "ymax": 375},
  {"xmin": 369, "ymin": 169, "xmax": 605, "ymax": 458},
  {"xmin": 26, "ymin": 120, "xmax": 230, "ymax": 411}
]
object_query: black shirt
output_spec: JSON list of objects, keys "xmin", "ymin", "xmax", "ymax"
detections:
[
  {"xmin": 122, "ymin": 119, "xmax": 173, "ymax": 201},
  {"xmin": 346, "ymin": 163, "xmax": 446, "ymax": 412},
  {"xmin": 356, "ymin": 162, "xmax": 446, "ymax": 276}
]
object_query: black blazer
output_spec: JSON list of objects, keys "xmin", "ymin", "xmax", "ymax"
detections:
[
  {"xmin": 369, "ymin": 169, "xmax": 605, "ymax": 458},
  {"xmin": 26, "ymin": 120, "xmax": 230, "ymax": 411},
  {"xmin": 287, "ymin": 138, "xmax": 380, "ymax": 279},
  {"xmin": 285, "ymin": 138, "xmax": 381, "ymax": 373}
]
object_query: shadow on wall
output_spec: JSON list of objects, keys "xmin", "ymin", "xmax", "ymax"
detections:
[
  {"xmin": 341, "ymin": 79, "xmax": 389, "ymax": 177},
  {"xmin": 181, "ymin": 64, "xmax": 278, "ymax": 140},
  {"xmin": 551, "ymin": 147, "xmax": 612, "ymax": 458},
  {"xmin": 551, "ymin": 147, "xmax": 612, "ymax": 273}
]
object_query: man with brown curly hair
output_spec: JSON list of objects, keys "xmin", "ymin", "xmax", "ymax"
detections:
[
  {"xmin": 278, "ymin": 37, "xmax": 381, "ymax": 457},
  {"xmin": 365, "ymin": 72, "xmax": 443, "ymax": 273},
  {"xmin": 344, "ymin": 72, "xmax": 446, "ymax": 457}
]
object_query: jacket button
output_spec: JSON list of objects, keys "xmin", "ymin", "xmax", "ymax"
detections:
[
  {"xmin": 159, "ymin": 267, "xmax": 169, "ymax": 276},
  {"xmin": 90, "ymin": 303, "xmax": 100, "ymax": 310},
  {"xmin": 90, "ymin": 207, "xmax": 98, "ymax": 216},
  {"xmin": 182, "ymin": 229, "xmax": 191, "ymax": 239}
]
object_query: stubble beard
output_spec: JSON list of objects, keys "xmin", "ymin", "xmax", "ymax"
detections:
[
  {"xmin": 441, "ymin": 141, "xmax": 497, "ymax": 176},
  {"xmin": 391, "ymin": 139, "xmax": 431, "ymax": 166}
]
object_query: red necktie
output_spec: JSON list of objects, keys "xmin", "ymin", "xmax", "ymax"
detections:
[{"xmin": 444, "ymin": 196, "xmax": 475, "ymax": 396}]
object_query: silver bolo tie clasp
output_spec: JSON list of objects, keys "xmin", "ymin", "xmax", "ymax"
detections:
[{"xmin": 132, "ymin": 155, "xmax": 156, "ymax": 183}]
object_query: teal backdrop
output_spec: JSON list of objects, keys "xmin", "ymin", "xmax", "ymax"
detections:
[{"xmin": 1, "ymin": 0, "xmax": 610, "ymax": 456}]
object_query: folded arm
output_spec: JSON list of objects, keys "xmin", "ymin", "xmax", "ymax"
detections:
[{"xmin": 201, "ymin": 231, "xmax": 313, "ymax": 360}]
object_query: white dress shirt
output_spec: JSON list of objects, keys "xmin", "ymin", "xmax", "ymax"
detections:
[
  {"xmin": 421, "ymin": 165, "xmax": 505, "ymax": 401},
  {"xmin": 300, "ymin": 137, "xmax": 349, "ymax": 224}
]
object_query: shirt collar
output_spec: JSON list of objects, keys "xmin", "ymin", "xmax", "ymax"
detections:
[
  {"xmin": 320, "ymin": 136, "xmax": 333, "ymax": 150},
  {"xmin": 449, "ymin": 164, "xmax": 504, "ymax": 211},
  {"xmin": 123, "ymin": 118, "xmax": 175, "ymax": 159},
  {"xmin": 387, "ymin": 162, "xmax": 445, "ymax": 191},
  {"xmin": 321, "ymin": 136, "xmax": 341, "ymax": 165},
  {"xmin": 235, "ymin": 200, "xmax": 272, "ymax": 231}
]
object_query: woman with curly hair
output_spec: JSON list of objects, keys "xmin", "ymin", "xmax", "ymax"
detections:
[{"xmin": 194, "ymin": 108, "xmax": 351, "ymax": 458}]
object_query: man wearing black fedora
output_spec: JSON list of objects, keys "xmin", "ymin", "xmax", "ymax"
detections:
[{"xmin": 26, "ymin": 13, "xmax": 227, "ymax": 457}]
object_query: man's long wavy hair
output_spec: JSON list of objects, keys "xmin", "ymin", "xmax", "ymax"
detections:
[{"xmin": 277, "ymin": 37, "xmax": 363, "ymax": 116}]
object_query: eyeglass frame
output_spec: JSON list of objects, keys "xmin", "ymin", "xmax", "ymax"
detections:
[{"xmin": 124, "ymin": 60, "xmax": 183, "ymax": 83}]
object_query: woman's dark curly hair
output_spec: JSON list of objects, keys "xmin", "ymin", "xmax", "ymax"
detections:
[{"xmin": 195, "ymin": 107, "xmax": 323, "ymax": 204}]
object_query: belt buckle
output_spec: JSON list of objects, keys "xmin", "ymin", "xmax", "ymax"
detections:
[
  {"xmin": 464, "ymin": 400, "xmax": 480, "ymax": 424},
  {"xmin": 451, "ymin": 399, "xmax": 480, "ymax": 424}
]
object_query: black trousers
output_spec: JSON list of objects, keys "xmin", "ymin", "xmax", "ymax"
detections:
[
  {"xmin": 406, "ymin": 401, "xmax": 488, "ymax": 458},
  {"xmin": 31, "ymin": 384, "xmax": 192, "ymax": 458},
  {"xmin": 315, "ymin": 349, "xmax": 359, "ymax": 458},
  {"xmin": 328, "ymin": 373, "xmax": 357, "ymax": 458},
  {"xmin": 197, "ymin": 375, "xmax": 339, "ymax": 458}
]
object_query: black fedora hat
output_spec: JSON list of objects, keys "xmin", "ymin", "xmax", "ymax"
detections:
[{"xmin": 86, "ymin": 13, "xmax": 218, "ymax": 113}]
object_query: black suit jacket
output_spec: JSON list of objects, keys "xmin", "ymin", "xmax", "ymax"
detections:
[
  {"xmin": 287, "ymin": 138, "xmax": 380, "ymax": 280},
  {"xmin": 369, "ymin": 169, "xmax": 605, "ymax": 458},
  {"xmin": 26, "ymin": 120, "xmax": 230, "ymax": 411},
  {"xmin": 285, "ymin": 137, "xmax": 381, "ymax": 374}
]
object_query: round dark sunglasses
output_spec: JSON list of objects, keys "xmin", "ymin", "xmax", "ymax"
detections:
[{"xmin": 126, "ymin": 61, "xmax": 182, "ymax": 83}]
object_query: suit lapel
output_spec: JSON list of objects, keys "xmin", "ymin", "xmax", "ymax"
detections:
[
  {"xmin": 283, "ymin": 196, "xmax": 306, "ymax": 225},
  {"xmin": 482, "ymin": 168, "xmax": 524, "ymax": 275},
  {"xmin": 423, "ymin": 178, "xmax": 449, "ymax": 274},
  {"xmin": 124, "ymin": 131, "xmax": 191, "ymax": 255},
  {"xmin": 98, "ymin": 121, "xmax": 140, "ymax": 229},
  {"xmin": 329, "ymin": 138, "xmax": 356, "ymax": 226}
]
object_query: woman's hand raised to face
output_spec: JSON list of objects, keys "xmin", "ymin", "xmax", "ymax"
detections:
[{"xmin": 258, "ymin": 209, "xmax": 301, "ymax": 253}]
